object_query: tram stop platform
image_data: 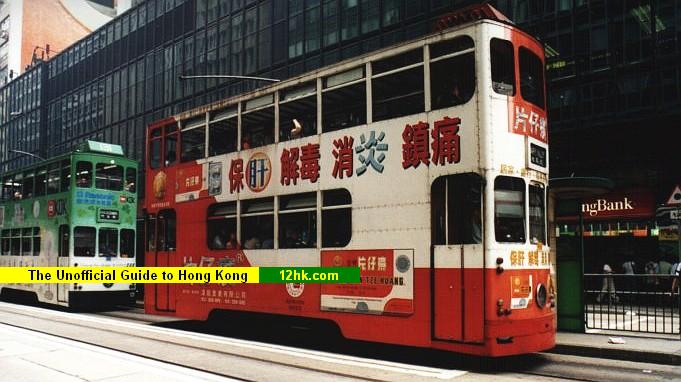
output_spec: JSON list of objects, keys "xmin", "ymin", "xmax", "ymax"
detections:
[
  {"xmin": 552, "ymin": 331, "xmax": 681, "ymax": 365},
  {"xmin": 0, "ymin": 323, "xmax": 235, "ymax": 382}
]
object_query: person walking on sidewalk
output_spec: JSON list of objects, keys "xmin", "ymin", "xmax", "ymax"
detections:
[
  {"xmin": 597, "ymin": 263, "xmax": 619, "ymax": 304},
  {"xmin": 671, "ymin": 262, "xmax": 681, "ymax": 297}
]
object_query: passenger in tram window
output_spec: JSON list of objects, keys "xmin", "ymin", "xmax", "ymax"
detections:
[
  {"xmin": 261, "ymin": 231, "xmax": 274, "ymax": 249},
  {"xmin": 244, "ymin": 236, "xmax": 261, "ymax": 249},
  {"xmin": 225, "ymin": 232, "xmax": 239, "ymax": 249},
  {"xmin": 290, "ymin": 119, "xmax": 303, "ymax": 140},
  {"xmin": 242, "ymin": 134, "xmax": 252, "ymax": 150},
  {"xmin": 212, "ymin": 228, "xmax": 227, "ymax": 249},
  {"xmin": 13, "ymin": 191, "xmax": 22, "ymax": 200}
]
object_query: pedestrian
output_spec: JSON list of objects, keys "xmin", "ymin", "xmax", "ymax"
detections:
[
  {"xmin": 672, "ymin": 262, "xmax": 681, "ymax": 297},
  {"xmin": 597, "ymin": 263, "xmax": 618, "ymax": 304},
  {"xmin": 622, "ymin": 259, "xmax": 636, "ymax": 303}
]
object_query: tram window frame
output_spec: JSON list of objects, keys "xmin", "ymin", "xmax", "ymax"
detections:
[
  {"xmin": 32, "ymin": 227, "xmax": 40, "ymax": 256},
  {"xmin": 34, "ymin": 167, "xmax": 46, "ymax": 196},
  {"xmin": 322, "ymin": 189, "xmax": 352, "ymax": 248},
  {"xmin": 22, "ymin": 170, "xmax": 35, "ymax": 199},
  {"xmin": 529, "ymin": 183, "xmax": 547, "ymax": 245},
  {"xmin": 279, "ymin": 83, "xmax": 318, "ymax": 142},
  {"xmin": 47, "ymin": 162, "xmax": 61, "ymax": 195},
  {"xmin": 74, "ymin": 227, "xmax": 96, "ymax": 257},
  {"xmin": 322, "ymin": 68, "xmax": 367, "ymax": 133},
  {"xmin": 98, "ymin": 228, "xmax": 119, "ymax": 257},
  {"xmin": 1, "ymin": 177, "xmax": 12, "ymax": 200},
  {"xmin": 490, "ymin": 38, "xmax": 515, "ymax": 96},
  {"xmin": 208, "ymin": 107, "xmax": 238, "ymax": 156},
  {"xmin": 431, "ymin": 173, "xmax": 482, "ymax": 246},
  {"xmin": 279, "ymin": 192, "xmax": 317, "ymax": 249},
  {"xmin": 241, "ymin": 102, "xmax": 275, "ymax": 150},
  {"xmin": 519, "ymin": 47, "xmax": 545, "ymax": 109},
  {"xmin": 75, "ymin": 161, "xmax": 93, "ymax": 188},
  {"xmin": 430, "ymin": 38, "xmax": 475, "ymax": 110},
  {"xmin": 372, "ymin": 49, "xmax": 425, "ymax": 122},
  {"xmin": 21, "ymin": 228, "xmax": 32, "ymax": 256},
  {"xmin": 95, "ymin": 163, "xmax": 124, "ymax": 191},
  {"xmin": 11, "ymin": 229, "xmax": 21, "ymax": 256},
  {"xmin": 120, "ymin": 229, "xmax": 135, "ymax": 258},
  {"xmin": 157, "ymin": 209, "xmax": 176, "ymax": 251},
  {"xmin": 61, "ymin": 160, "xmax": 71, "ymax": 192},
  {"xmin": 240, "ymin": 197, "xmax": 274, "ymax": 250},
  {"xmin": 125, "ymin": 167, "xmax": 137, "ymax": 193},
  {"xmin": 207, "ymin": 202, "xmax": 237, "ymax": 250},
  {"xmin": 59, "ymin": 225, "xmax": 69, "ymax": 257},
  {"xmin": 1, "ymin": 230, "xmax": 10, "ymax": 256},
  {"xmin": 165, "ymin": 124, "xmax": 178, "ymax": 166},
  {"xmin": 180, "ymin": 117, "xmax": 206, "ymax": 162},
  {"xmin": 150, "ymin": 130, "xmax": 162, "ymax": 169},
  {"xmin": 494, "ymin": 176, "xmax": 526, "ymax": 243}
]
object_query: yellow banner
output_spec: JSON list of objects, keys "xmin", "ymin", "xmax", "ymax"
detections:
[{"xmin": 0, "ymin": 267, "xmax": 258, "ymax": 284}]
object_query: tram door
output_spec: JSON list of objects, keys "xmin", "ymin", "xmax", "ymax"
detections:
[
  {"xmin": 432, "ymin": 174, "xmax": 484, "ymax": 343},
  {"xmin": 151, "ymin": 210, "xmax": 177, "ymax": 312},
  {"xmin": 57, "ymin": 225, "xmax": 70, "ymax": 303}
]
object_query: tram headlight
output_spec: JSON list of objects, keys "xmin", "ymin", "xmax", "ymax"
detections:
[{"xmin": 536, "ymin": 283, "xmax": 547, "ymax": 308}]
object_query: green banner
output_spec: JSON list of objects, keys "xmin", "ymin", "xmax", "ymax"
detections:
[{"xmin": 259, "ymin": 267, "xmax": 360, "ymax": 283}]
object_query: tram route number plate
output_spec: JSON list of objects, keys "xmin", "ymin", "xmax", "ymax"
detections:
[
  {"xmin": 671, "ymin": 210, "xmax": 681, "ymax": 220},
  {"xmin": 98, "ymin": 209, "xmax": 119, "ymax": 221}
]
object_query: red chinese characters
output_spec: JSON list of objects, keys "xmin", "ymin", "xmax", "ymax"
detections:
[
  {"xmin": 229, "ymin": 159, "xmax": 244, "ymax": 193},
  {"xmin": 280, "ymin": 143, "xmax": 320, "ymax": 185},
  {"xmin": 280, "ymin": 147, "xmax": 300, "ymax": 185},
  {"xmin": 402, "ymin": 121, "xmax": 430, "ymax": 168},
  {"xmin": 401, "ymin": 117, "xmax": 461, "ymax": 169},
  {"xmin": 332, "ymin": 136, "xmax": 354, "ymax": 179}
]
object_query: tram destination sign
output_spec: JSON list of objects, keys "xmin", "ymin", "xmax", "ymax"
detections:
[{"xmin": 98, "ymin": 209, "xmax": 119, "ymax": 222}]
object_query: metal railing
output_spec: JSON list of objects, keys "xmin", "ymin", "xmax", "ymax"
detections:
[{"xmin": 584, "ymin": 274, "xmax": 680, "ymax": 336}]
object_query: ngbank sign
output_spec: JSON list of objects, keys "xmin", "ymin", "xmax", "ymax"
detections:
[{"xmin": 580, "ymin": 191, "xmax": 654, "ymax": 220}]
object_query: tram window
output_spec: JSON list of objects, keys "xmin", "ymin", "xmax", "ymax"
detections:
[
  {"xmin": 491, "ymin": 38, "xmax": 515, "ymax": 96},
  {"xmin": 373, "ymin": 66, "xmax": 424, "ymax": 122},
  {"xmin": 494, "ymin": 176, "xmax": 526, "ymax": 243},
  {"xmin": 32, "ymin": 227, "xmax": 40, "ymax": 256},
  {"xmin": 529, "ymin": 184, "xmax": 546, "ymax": 245},
  {"xmin": 74, "ymin": 227, "xmax": 96, "ymax": 257},
  {"xmin": 207, "ymin": 202, "xmax": 237, "ymax": 250},
  {"xmin": 165, "ymin": 129, "xmax": 178, "ymax": 166},
  {"xmin": 430, "ymin": 52, "xmax": 475, "ymax": 109},
  {"xmin": 59, "ymin": 225, "xmax": 69, "ymax": 257},
  {"xmin": 322, "ymin": 82, "xmax": 366, "ymax": 132},
  {"xmin": 430, "ymin": 36, "xmax": 474, "ymax": 59},
  {"xmin": 47, "ymin": 162, "xmax": 61, "ymax": 195},
  {"xmin": 431, "ymin": 174, "xmax": 482, "ymax": 245},
  {"xmin": 22, "ymin": 171, "xmax": 34, "ymax": 199},
  {"xmin": 1, "ymin": 177, "xmax": 12, "ymax": 200},
  {"xmin": 120, "ymin": 229, "xmax": 135, "ymax": 258},
  {"xmin": 242, "ymin": 107, "xmax": 275, "ymax": 150},
  {"xmin": 157, "ymin": 210, "xmax": 176, "ymax": 251},
  {"xmin": 96, "ymin": 163, "xmax": 124, "ymax": 191},
  {"xmin": 150, "ymin": 138, "xmax": 161, "ymax": 169},
  {"xmin": 11, "ymin": 229, "xmax": 20, "ymax": 256},
  {"xmin": 76, "ymin": 162, "xmax": 92, "ymax": 188},
  {"xmin": 280, "ymin": 99, "xmax": 317, "ymax": 141},
  {"xmin": 279, "ymin": 193, "xmax": 317, "ymax": 249},
  {"xmin": 241, "ymin": 197, "xmax": 274, "ymax": 249},
  {"xmin": 519, "ymin": 47, "xmax": 545, "ymax": 109},
  {"xmin": 322, "ymin": 189, "xmax": 352, "ymax": 248},
  {"xmin": 181, "ymin": 127, "xmax": 206, "ymax": 162},
  {"xmin": 21, "ymin": 228, "xmax": 32, "ymax": 256},
  {"xmin": 99, "ymin": 228, "xmax": 119, "ymax": 257},
  {"xmin": 208, "ymin": 118, "xmax": 237, "ymax": 156},
  {"xmin": 125, "ymin": 167, "xmax": 137, "ymax": 193},
  {"xmin": 35, "ymin": 167, "xmax": 46, "ymax": 196},
  {"xmin": 1, "ymin": 230, "xmax": 9, "ymax": 256},
  {"xmin": 61, "ymin": 160, "xmax": 71, "ymax": 192},
  {"xmin": 146, "ymin": 215, "xmax": 156, "ymax": 251}
]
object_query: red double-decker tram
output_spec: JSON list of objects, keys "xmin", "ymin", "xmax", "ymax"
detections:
[{"xmin": 144, "ymin": 6, "xmax": 554, "ymax": 357}]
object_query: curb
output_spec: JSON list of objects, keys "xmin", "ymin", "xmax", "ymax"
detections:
[{"xmin": 547, "ymin": 344, "xmax": 681, "ymax": 366}]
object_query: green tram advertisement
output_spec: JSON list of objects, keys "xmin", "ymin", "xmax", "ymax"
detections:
[{"xmin": 0, "ymin": 141, "xmax": 138, "ymax": 307}]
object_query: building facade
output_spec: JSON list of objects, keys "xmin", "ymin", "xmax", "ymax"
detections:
[{"xmin": 0, "ymin": 0, "xmax": 680, "ymax": 269}]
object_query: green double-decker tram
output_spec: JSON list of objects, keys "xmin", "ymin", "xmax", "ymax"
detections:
[{"xmin": 0, "ymin": 141, "xmax": 138, "ymax": 307}]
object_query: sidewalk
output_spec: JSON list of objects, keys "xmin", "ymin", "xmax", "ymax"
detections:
[{"xmin": 551, "ymin": 330, "xmax": 681, "ymax": 365}]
